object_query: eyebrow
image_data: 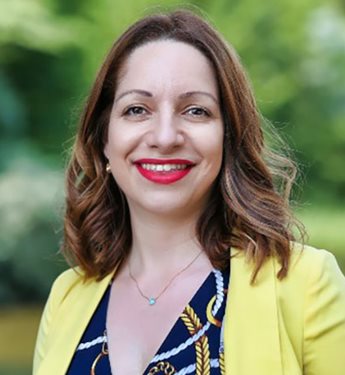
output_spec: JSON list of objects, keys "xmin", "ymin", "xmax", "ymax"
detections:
[
  {"xmin": 114, "ymin": 89, "xmax": 219, "ymax": 104},
  {"xmin": 114, "ymin": 89, "xmax": 152, "ymax": 103},
  {"xmin": 179, "ymin": 91, "xmax": 219, "ymax": 104}
]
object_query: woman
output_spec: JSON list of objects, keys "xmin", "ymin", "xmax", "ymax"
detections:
[{"xmin": 33, "ymin": 9, "xmax": 345, "ymax": 375}]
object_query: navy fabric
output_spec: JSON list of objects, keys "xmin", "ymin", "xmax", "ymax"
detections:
[
  {"xmin": 66, "ymin": 283, "xmax": 112, "ymax": 374},
  {"xmin": 67, "ymin": 268, "xmax": 230, "ymax": 374}
]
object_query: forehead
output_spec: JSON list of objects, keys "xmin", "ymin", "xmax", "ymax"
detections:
[{"xmin": 116, "ymin": 40, "xmax": 218, "ymax": 96}]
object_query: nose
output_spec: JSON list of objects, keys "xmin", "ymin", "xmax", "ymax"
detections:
[{"xmin": 145, "ymin": 112, "xmax": 184, "ymax": 152}]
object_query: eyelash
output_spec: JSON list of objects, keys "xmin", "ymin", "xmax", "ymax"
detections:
[
  {"xmin": 122, "ymin": 105, "xmax": 148, "ymax": 117},
  {"xmin": 121, "ymin": 105, "xmax": 211, "ymax": 118},
  {"xmin": 184, "ymin": 106, "xmax": 211, "ymax": 117}
]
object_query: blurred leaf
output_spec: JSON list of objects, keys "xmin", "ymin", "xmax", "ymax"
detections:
[
  {"xmin": 0, "ymin": 0, "xmax": 87, "ymax": 53},
  {"xmin": 0, "ymin": 70, "xmax": 26, "ymax": 134},
  {"xmin": 0, "ymin": 155, "xmax": 66, "ymax": 304}
]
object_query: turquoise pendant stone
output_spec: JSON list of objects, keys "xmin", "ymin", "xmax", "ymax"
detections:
[{"xmin": 149, "ymin": 298, "xmax": 156, "ymax": 306}]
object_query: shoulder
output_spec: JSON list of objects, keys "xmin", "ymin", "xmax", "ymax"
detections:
[
  {"xmin": 51, "ymin": 267, "xmax": 85, "ymax": 294},
  {"xmin": 272, "ymin": 243, "xmax": 345, "ymax": 300},
  {"xmin": 290, "ymin": 243, "xmax": 341, "ymax": 270},
  {"xmin": 45, "ymin": 267, "xmax": 115, "ymax": 315},
  {"xmin": 46, "ymin": 268, "xmax": 86, "ymax": 309},
  {"xmin": 231, "ymin": 243, "xmax": 344, "ymax": 284},
  {"xmin": 286, "ymin": 243, "xmax": 345, "ymax": 289},
  {"xmin": 231, "ymin": 243, "xmax": 345, "ymax": 305}
]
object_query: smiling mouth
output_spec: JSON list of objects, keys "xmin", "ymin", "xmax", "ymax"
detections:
[
  {"xmin": 140, "ymin": 163, "xmax": 190, "ymax": 172},
  {"xmin": 134, "ymin": 159, "xmax": 194, "ymax": 184}
]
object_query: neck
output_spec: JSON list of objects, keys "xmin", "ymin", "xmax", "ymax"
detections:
[{"xmin": 128, "ymin": 209, "xmax": 203, "ymax": 274}]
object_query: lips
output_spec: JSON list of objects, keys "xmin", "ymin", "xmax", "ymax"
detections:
[{"xmin": 134, "ymin": 158, "xmax": 194, "ymax": 184}]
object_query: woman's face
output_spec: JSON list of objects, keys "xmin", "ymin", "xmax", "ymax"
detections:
[{"xmin": 104, "ymin": 40, "xmax": 224, "ymax": 219}]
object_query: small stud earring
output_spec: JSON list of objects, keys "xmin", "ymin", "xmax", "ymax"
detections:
[{"xmin": 106, "ymin": 163, "xmax": 111, "ymax": 173}]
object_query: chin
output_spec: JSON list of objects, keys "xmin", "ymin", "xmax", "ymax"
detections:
[
  {"xmin": 129, "ymin": 194, "xmax": 204, "ymax": 219},
  {"xmin": 142, "ymin": 200, "xmax": 191, "ymax": 216}
]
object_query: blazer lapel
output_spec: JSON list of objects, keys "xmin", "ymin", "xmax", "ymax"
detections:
[
  {"xmin": 224, "ymin": 250, "xmax": 283, "ymax": 374},
  {"xmin": 36, "ymin": 272, "xmax": 113, "ymax": 375}
]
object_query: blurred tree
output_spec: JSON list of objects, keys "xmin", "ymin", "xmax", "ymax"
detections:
[
  {"xmin": 0, "ymin": 0, "xmax": 344, "ymax": 304},
  {"xmin": 0, "ymin": 159, "xmax": 65, "ymax": 304},
  {"xmin": 0, "ymin": 0, "xmax": 87, "ymax": 160},
  {"xmin": 206, "ymin": 0, "xmax": 345, "ymax": 202}
]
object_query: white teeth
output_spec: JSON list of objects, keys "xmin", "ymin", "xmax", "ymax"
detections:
[{"xmin": 140, "ymin": 163, "xmax": 189, "ymax": 171}]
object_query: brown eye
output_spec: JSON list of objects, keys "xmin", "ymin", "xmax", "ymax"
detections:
[
  {"xmin": 185, "ymin": 106, "xmax": 210, "ymax": 117},
  {"xmin": 123, "ymin": 106, "xmax": 148, "ymax": 116}
]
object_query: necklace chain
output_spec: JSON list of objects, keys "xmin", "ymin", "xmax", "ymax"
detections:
[{"xmin": 128, "ymin": 250, "xmax": 203, "ymax": 306}]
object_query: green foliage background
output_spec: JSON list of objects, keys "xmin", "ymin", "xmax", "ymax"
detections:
[{"xmin": 0, "ymin": 0, "xmax": 344, "ymax": 372}]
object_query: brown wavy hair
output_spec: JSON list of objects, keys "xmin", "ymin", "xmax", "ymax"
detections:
[{"xmin": 62, "ymin": 9, "xmax": 304, "ymax": 282}]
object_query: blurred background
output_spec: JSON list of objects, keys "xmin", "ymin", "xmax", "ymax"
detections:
[{"xmin": 0, "ymin": 0, "xmax": 344, "ymax": 373}]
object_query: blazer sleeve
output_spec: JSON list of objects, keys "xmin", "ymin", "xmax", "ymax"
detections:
[{"xmin": 303, "ymin": 250, "xmax": 345, "ymax": 375}]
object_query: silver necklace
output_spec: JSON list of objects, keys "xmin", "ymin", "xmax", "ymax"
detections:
[{"xmin": 128, "ymin": 250, "xmax": 203, "ymax": 306}]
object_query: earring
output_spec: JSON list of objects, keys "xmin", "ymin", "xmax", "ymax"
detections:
[{"xmin": 106, "ymin": 163, "xmax": 111, "ymax": 173}]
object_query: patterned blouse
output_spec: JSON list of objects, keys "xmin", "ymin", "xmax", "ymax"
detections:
[{"xmin": 67, "ymin": 268, "xmax": 230, "ymax": 374}]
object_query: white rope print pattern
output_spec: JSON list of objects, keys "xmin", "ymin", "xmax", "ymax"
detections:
[
  {"xmin": 76, "ymin": 334, "xmax": 107, "ymax": 351},
  {"xmin": 150, "ymin": 269, "xmax": 225, "ymax": 364},
  {"xmin": 175, "ymin": 358, "xmax": 220, "ymax": 375}
]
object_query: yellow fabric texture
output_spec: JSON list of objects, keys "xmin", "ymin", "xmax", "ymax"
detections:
[{"xmin": 33, "ymin": 245, "xmax": 345, "ymax": 375}]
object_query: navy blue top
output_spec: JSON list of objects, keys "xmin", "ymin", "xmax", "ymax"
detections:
[{"xmin": 67, "ymin": 268, "xmax": 230, "ymax": 374}]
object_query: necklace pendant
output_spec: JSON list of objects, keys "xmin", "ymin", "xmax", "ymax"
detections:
[{"xmin": 148, "ymin": 297, "xmax": 156, "ymax": 306}]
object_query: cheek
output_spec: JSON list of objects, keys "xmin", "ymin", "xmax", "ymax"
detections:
[
  {"xmin": 195, "ymin": 127, "xmax": 223, "ymax": 162},
  {"xmin": 204, "ymin": 131, "xmax": 224, "ymax": 180},
  {"xmin": 106, "ymin": 125, "xmax": 139, "ymax": 161},
  {"xmin": 212, "ymin": 126, "xmax": 224, "ymax": 162}
]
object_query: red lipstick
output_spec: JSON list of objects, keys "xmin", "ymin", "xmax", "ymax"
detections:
[{"xmin": 134, "ymin": 158, "xmax": 194, "ymax": 184}]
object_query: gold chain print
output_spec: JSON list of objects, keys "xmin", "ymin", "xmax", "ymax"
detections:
[
  {"xmin": 147, "ymin": 361, "xmax": 176, "ymax": 374},
  {"xmin": 90, "ymin": 339, "xmax": 109, "ymax": 375},
  {"xmin": 206, "ymin": 295, "xmax": 222, "ymax": 328}
]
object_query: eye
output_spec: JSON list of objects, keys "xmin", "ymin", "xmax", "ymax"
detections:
[
  {"xmin": 123, "ymin": 105, "xmax": 149, "ymax": 117},
  {"xmin": 184, "ymin": 106, "xmax": 210, "ymax": 118}
]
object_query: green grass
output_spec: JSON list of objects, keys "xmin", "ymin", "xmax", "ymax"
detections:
[
  {"xmin": 0, "ymin": 306, "xmax": 42, "ymax": 374},
  {"xmin": 0, "ymin": 366, "xmax": 30, "ymax": 375}
]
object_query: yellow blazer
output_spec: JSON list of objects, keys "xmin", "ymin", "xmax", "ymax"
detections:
[{"xmin": 33, "ymin": 245, "xmax": 345, "ymax": 374}]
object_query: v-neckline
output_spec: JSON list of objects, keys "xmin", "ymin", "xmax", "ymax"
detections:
[
  {"xmin": 142, "ymin": 270, "xmax": 215, "ymax": 373},
  {"xmin": 106, "ymin": 270, "xmax": 216, "ymax": 374}
]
